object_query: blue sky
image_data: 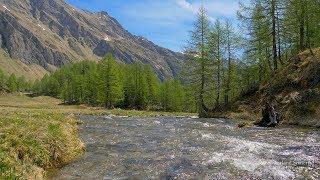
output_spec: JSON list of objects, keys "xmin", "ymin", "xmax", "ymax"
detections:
[{"xmin": 66, "ymin": 0, "xmax": 242, "ymax": 52}]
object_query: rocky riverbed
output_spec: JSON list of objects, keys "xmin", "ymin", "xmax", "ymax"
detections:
[{"xmin": 52, "ymin": 115, "xmax": 320, "ymax": 179}]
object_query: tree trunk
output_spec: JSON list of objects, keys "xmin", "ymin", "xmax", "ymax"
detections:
[
  {"xmin": 216, "ymin": 28, "xmax": 221, "ymax": 107},
  {"xmin": 266, "ymin": 47, "xmax": 273, "ymax": 71},
  {"xmin": 258, "ymin": 40, "xmax": 264, "ymax": 81},
  {"xmin": 276, "ymin": 11, "xmax": 283, "ymax": 65},
  {"xmin": 271, "ymin": 0, "xmax": 278, "ymax": 70},
  {"xmin": 199, "ymin": 14, "xmax": 207, "ymax": 115},
  {"xmin": 225, "ymin": 34, "xmax": 232, "ymax": 105},
  {"xmin": 299, "ymin": 0, "xmax": 305, "ymax": 51},
  {"xmin": 305, "ymin": 3, "xmax": 314, "ymax": 56}
]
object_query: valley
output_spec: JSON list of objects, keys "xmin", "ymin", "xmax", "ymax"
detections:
[{"xmin": 0, "ymin": 0, "xmax": 320, "ymax": 179}]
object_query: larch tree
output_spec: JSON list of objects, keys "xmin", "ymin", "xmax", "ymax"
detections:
[
  {"xmin": 123, "ymin": 62, "xmax": 148, "ymax": 109},
  {"xmin": 144, "ymin": 65, "xmax": 160, "ymax": 108},
  {"xmin": 83, "ymin": 66, "xmax": 99, "ymax": 105},
  {"xmin": 0, "ymin": 69, "xmax": 6, "ymax": 91},
  {"xmin": 7, "ymin": 74, "xmax": 17, "ymax": 93},
  {"xmin": 284, "ymin": 0, "xmax": 320, "ymax": 54},
  {"xmin": 209, "ymin": 19, "xmax": 226, "ymax": 107},
  {"xmin": 224, "ymin": 20, "xmax": 240, "ymax": 105},
  {"xmin": 183, "ymin": 7, "xmax": 212, "ymax": 116},
  {"xmin": 97, "ymin": 54, "xmax": 123, "ymax": 108}
]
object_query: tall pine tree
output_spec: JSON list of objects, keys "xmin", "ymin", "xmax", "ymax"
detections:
[{"xmin": 97, "ymin": 54, "xmax": 123, "ymax": 108}]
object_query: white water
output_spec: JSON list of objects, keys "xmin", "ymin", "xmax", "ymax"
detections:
[{"xmin": 53, "ymin": 116, "xmax": 320, "ymax": 179}]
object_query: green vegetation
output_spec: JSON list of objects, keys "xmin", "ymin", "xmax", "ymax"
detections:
[
  {"xmin": 33, "ymin": 54, "xmax": 195, "ymax": 112},
  {"xmin": 0, "ymin": 69, "xmax": 33, "ymax": 93},
  {"xmin": 0, "ymin": 65, "xmax": 195, "ymax": 178},
  {"xmin": 238, "ymin": 0, "xmax": 320, "ymax": 79},
  {"xmin": 0, "ymin": 95, "xmax": 84, "ymax": 179},
  {"xmin": 1, "ymin": 1, "xmax": 320, "ymax": 178},
  {"xmin": 183, "ymin": 2, "xmax": 320, "ymax": 118},
  {"xmin": 183, "ymin": 8, "xmax": 243, "ymax": 117}
]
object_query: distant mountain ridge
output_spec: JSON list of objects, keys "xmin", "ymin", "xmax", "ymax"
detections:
[{"xmin": 0, "ymin": 0, "xmax": 184, "ymax": 79}]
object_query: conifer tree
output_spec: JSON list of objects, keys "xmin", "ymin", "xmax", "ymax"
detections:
[
  {"xmin": 284, "ymin": 0, "xmax": 320, "ymax": 53},
  {"xmin": 123, "ymin": 62, "xmax": 147, "ymax": 109},
  {"xmin": 209, "ymin": 19, "xmax": 226, "ymax": 106},
  {"xmin": 144, "ymin": 65, "xmax": 160, "ymax": 108},
  {"xmin": 33, "ymin": 56, "xmax": 197, "ymax": 112},
  {"xmin": 0, "ymin": 69, "xmax": 6, "ymax": 91},
  {"xmin": 16, "ymin": 76, "xmax": 26, "ymax": 92},
  {"xmin": 7, "ymin": 74, "xmax": 17, "ymax": 93},
  {"xmin": 97, "ymin": 54, "xmax": 123, "ymax": 108},
  {"xmin": 183, "ymin": 7, "xmax": 212, "ymax": 116},
  {"xmin": 160, "ymin": 79, "xmax": 186, "ymax": 112},
  {"xmin": 83, "ymin": 67, "xmax": 99, "ymax": 105},
  {"xmin": 223, "ymin": 20, "xmax": 240, "ymax": 105},
  {"xmin": 170, "ymin": 80, "xmax": 186, "ymax": 112}
]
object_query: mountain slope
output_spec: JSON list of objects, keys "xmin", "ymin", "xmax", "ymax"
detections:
[
  {"xmin": 0, "ymin": 49, "xmax": 48, "ymax": 80},
  {"xmin": 224, "ymin": 48, "xmax": 320, "ymax": 127},
  {"xmin": 0, "ymin": 0, "xmax": 184, "ymax": 79}
]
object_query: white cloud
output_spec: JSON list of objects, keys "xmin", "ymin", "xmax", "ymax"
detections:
[
  {"xmin": 176, "ymin": 0, "xmax": 197, "ymax": 13},
  {"xmin": 122, "ymin": 1, "xmax": 193, "ymax": 26},
  {"xmin": 176, "ymin": 0, "xmax": 239, "ymax": 21}
]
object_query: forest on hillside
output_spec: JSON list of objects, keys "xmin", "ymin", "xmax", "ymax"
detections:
[
  {"xmin": 0, "ymin": 55, "xmax": 195, "ymax": 112},
  {"xmin": 0, "ymin": 0, "xmax": 319, "ymax": 115},
  {"xmin": 182, "ymin": 0, "xmax": 320, "ymax": 116},
  {"xmin": 32, "ymin": 54, "xmax": 195, "ymax": 112}
]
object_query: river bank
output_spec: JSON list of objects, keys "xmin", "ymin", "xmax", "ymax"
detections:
[
  {"xmin": 0, "ymin": 94, "xmax": 195, "ymax": 179},
  {"xmin": 0, "ymin": 95, "xmax": 84, "ymax": 179},
  {"xmin": 1, "ymin": 94, "xmax": 319, "ymax": 179}
]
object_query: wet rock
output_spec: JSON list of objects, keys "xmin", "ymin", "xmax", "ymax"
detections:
[
  {"xmin": 237, "ymin": 122, "xmax": 250, "ymax": 128},
  {"xmin": 160, "ymin": 158, "xmax": 202, "ymax": 179},
  {"xmin": 255, "ymin": 102, "xmax": 281, "ymax": 127}
]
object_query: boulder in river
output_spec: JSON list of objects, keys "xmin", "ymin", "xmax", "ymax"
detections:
[{"xmin": 255, "ymin": 102, "xmax": 281, "ymax": 127}]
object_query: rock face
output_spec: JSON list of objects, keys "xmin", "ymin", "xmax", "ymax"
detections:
[{"xmin": 0, "ymin": 0, "xmax": 184, "ymax": 79}]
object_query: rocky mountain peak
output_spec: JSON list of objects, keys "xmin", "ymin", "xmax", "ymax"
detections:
[{"xmin": 0, "ymin": 0, "xmax": 184, "ymax": 79}]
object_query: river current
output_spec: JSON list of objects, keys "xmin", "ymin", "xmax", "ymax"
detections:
[{"xmin": 53, "ymin": 115, "xmax": 320, "ymax": 180}]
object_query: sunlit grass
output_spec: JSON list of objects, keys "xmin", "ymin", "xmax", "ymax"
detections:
[
  {"xmin": 0, "ymin": 94, "xmax": 195, "ymax": 117},
  {"xmin": 0, "ymin": 107, "xmax": 84, "ymax": 179}
]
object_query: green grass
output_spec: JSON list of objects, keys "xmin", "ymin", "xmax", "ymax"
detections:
[
  {"xmin": 0, "ymin": 49, "xmax": 48, "ymax": 81},
  {"xmin": 0, "ymin": 93, "xmax": 196, "ymax": 179},
  {"xmin": 0, "ymin": 108, "xmax": 84, "ymax": 179},
  {"xmin": 0, "ymin": 94, "xmax": 195, "ymax": 117}
]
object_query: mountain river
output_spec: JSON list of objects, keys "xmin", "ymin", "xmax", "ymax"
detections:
[{"xmin": 53, "ymin": 115, "xmax": 320, "ymax": 179}]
